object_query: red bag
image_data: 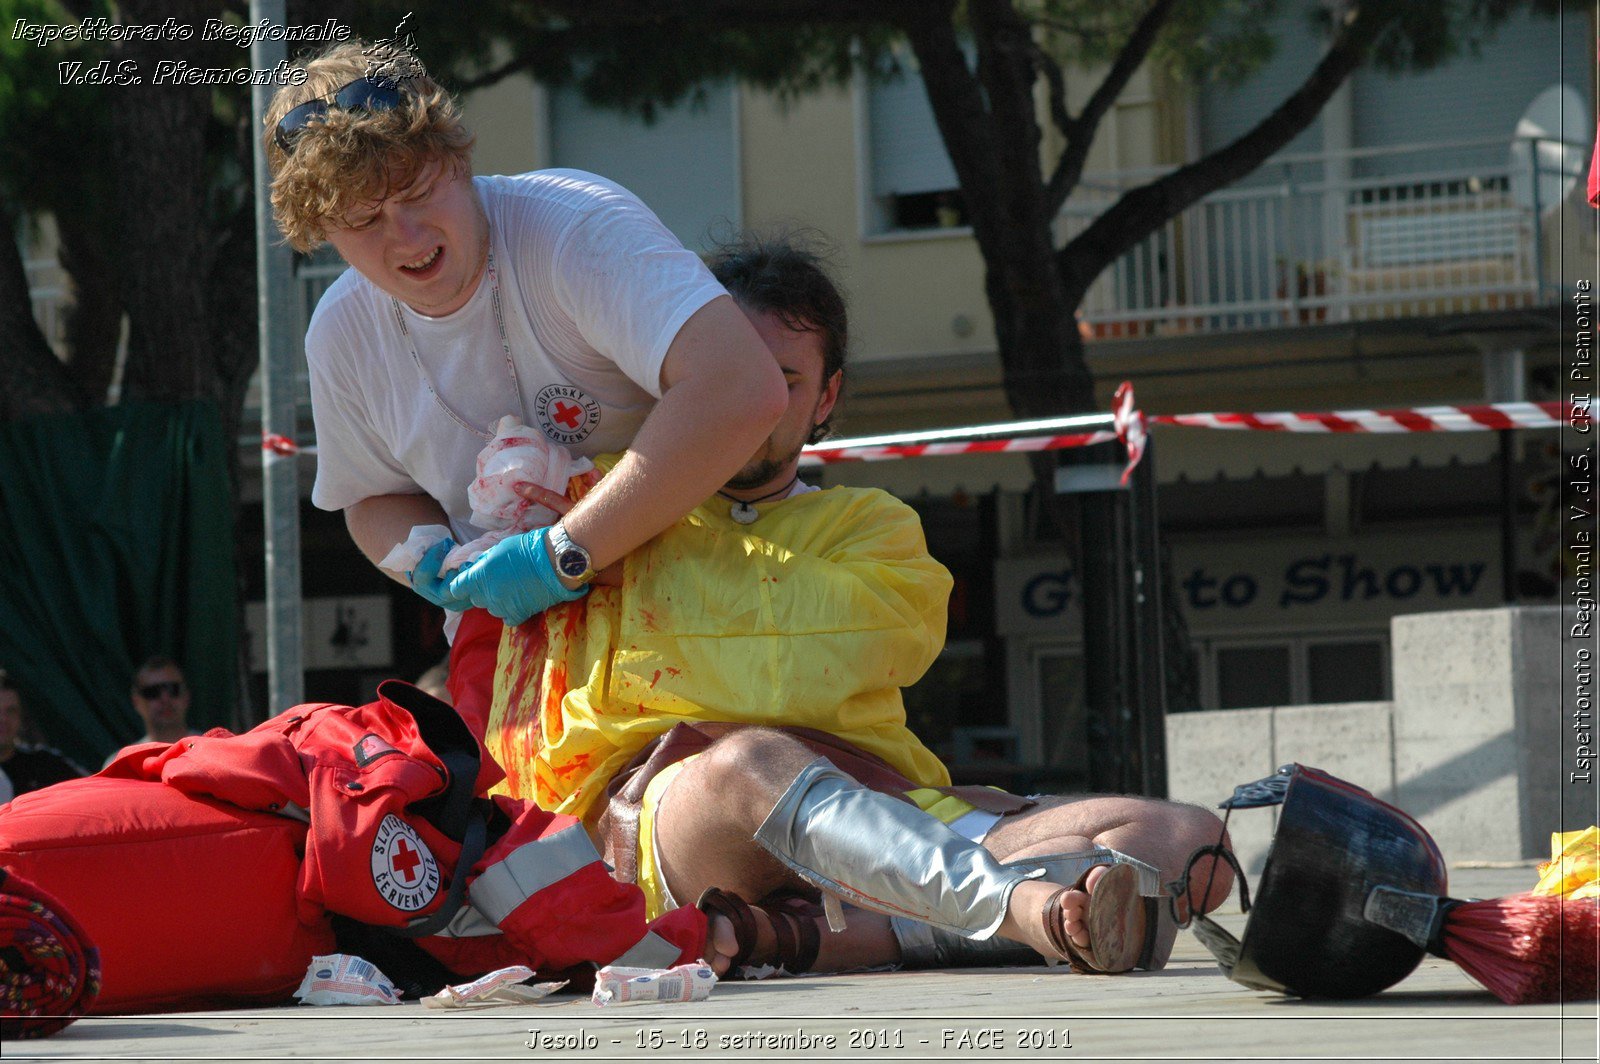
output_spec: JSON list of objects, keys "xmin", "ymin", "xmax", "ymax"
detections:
[
  {"xmin": 0, "ymin": 777, "xmax": 335, "ymax": 1013},
  {"xmin": 0, "ymin": 682, "xmax": 704, "ymax": 1014}
]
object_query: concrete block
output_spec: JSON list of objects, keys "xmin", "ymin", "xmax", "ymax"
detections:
[
  {"xmin": 1163, "ymin": 607, "xmax": 1565, "ymax": 869},
  {"xmin": 1390, "ymin": 606, "xmax": 1563, "ymax": 860},
  {"xmin": 1392, "ymin": 608, "xmax": 1514, "ymax": 691},
  {"xmin": 1271, "ymin": 702, "xmax": 1395, "ymax": 802},
  {"xmin": 1392, "ymin": 609, "xmax": 1516, "ymax": 742},
  {"xmin": 1166, "ymin": 707, "xmax": 1277, "ymax": 873},
  {"xmin": 1392, "ymin": 739, "xmax": 1523, "ymax": 861}
]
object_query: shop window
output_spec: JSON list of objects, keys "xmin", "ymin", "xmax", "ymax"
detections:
[
  {"xmin": 1035, "ymin": 650, "xmax": 1088, "ymax": 783},
  {"xmin": 903, "ymin": 640, "xmax": 990, "ymax": 759},
  {"xmin": 1307, "ymin": 640, "xmax": 1386, "ymax": 703},
  {"xmin": 1215, "ymin": 645, "xmax": 1292, "ymax": 709},
  {"xmin": 1203, "ymin": 633, "xmax": 1388, "ymax": 709}
]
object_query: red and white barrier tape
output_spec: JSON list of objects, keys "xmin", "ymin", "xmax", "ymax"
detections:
[
  {"xmin": 1149, "ymin": 400, "xmax": 1570, "ymax": 434},
  {"xmin": 262, "ymin": 433, "xmax": 317, "ymax": 458},
  {"xmin": 798, "ymin": 429, "xmax": 1118, "ymax": 465},
  {"xmin": 266, "ymin": 391, "xmax": 1575, "ymax": 471},
  {"xmin": 1111, "ymin": 381, "xmax": 1146, "ymax": 484},
  {"xmin": 799, "ymin": 392, "xmax": 1577, "ymax": 468}
]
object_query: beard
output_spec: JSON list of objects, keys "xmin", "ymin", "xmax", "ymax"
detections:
[
  {"xmin": 723, "ymin": 455, "xmax": 788, "ymax": 492},
  {"xmin": 724, "ymin": 436, "xmax": 810, "ymax": 492}
]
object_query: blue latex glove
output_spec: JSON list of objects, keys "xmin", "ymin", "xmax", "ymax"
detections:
[
  {"xmin": 443, "ymin": 527, "xmax": 587, "ymax": 625},
  {"xmin": 407, "ymin": 538, "xmax": 476, "ymax": 612}
]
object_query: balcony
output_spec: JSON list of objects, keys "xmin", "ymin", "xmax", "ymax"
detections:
[{"xmin": 1067, "ymin": 136, "xmax": 1584, "ymax": 340}]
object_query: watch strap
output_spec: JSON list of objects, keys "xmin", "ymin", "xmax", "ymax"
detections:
[{"xmin": 546, "ymin": 521, "xmax": 596, "ymax": 588}]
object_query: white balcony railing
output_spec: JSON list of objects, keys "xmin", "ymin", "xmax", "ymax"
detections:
[{"xmin": 1067, "ymin": 135, "xmax": 1581, "ymax": 339}]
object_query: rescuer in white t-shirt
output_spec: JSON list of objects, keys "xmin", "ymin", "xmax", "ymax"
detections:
[{"xmin": 264, "ymin": 41, "xmax": 785, "ymax": 727}]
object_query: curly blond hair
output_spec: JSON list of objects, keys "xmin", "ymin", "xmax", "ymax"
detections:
[{"xmin": 264, "ymin": 41, "xmax": 475, "ymax": 252}]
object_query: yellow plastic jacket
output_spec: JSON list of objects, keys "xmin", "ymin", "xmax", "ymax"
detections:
[{"xmin": 486, "ymin": 458, "xmax": 954, "ymax": 818}]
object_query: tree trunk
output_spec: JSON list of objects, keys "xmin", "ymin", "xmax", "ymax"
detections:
[
  {"xmin": 110, "ymin": 0, "xmax": 225, "ymax": 408},
  {"xmin": 0, "ymin": 203, "xmax": 83, "ymax": 421}
]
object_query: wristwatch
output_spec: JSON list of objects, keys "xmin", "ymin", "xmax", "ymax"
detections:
[{"xmin": 545, "ymin": 521, "xmax": 596, "ymax": 590}]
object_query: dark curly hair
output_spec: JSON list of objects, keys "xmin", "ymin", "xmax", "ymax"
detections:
[{"xmin": 706, "ymin": 233, "xmax": 848, "ymax": 444}]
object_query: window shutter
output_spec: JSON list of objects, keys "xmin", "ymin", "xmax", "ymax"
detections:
[
  {"xmin": 1352, "ymin": 9, "xmax": 1587, "ymax": 174},
  {"xmin": 868, "ymin": 68, "xmax": 960, "ymax": 198},
  {"xmin": 549, "ymin": 83, "xmax": 738, "ymax": 250},
  {"xmin": 1197, "ymin": 6, "xmax": 1327, "ymax": 162}
]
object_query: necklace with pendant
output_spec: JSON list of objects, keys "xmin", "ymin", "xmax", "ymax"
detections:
[
  {"xmin": 717, "ymin": 474, "xmax": 800, "ymax": 524},
  {"xmin": 390, "ymin": 248, "xmax": 524, "ymax": 441}
]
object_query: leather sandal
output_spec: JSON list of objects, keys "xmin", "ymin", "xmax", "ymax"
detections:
[
  {"xmin": 696, "ymin": 887, "xmax": 822, "ymax": 977},
  {"xmin": 1042, "ymin": 862, "xmax": 1171, "ymax": 974}
]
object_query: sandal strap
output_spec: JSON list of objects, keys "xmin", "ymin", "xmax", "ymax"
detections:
[
  {"xmin": 773, "ymin": 906, "xmax": 822, "ymax": 974},
  {"xmin": 696, "ymin": 887, "xmax": 823, "ymax": 976},
  {"xmin": 695, "ymin": 888, "xmax": 757, "ymax": 972},
  {"xmin": 1135, "ymin": 897, "xmax": 1164, "ymax": 970},
  {"xmin": 1041, "ymin": 886, "xmax": 1074, "ymax": 962}
]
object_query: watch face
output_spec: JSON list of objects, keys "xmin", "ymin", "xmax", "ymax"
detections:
[{"xmin": 557, "ymin": 549, "xmax": 589, "ymax": 578}]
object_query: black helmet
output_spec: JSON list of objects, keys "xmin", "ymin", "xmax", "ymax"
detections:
[{"xmin": 1178, "ymin": 763, "xmax": 1448, "ymax": 999}]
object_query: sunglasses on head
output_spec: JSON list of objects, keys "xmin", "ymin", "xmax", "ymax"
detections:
[
  {"xmin": 137, "ymin": 681, "xmax": 184, "ymax": 700},
  {"xmin": 274, "ymin": 76, "xmax": 407, "ymax": 154}
]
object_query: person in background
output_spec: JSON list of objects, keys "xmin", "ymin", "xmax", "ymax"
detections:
[
  {"xmin": 103, "ymin": 656, "xmax": 200, "ymax": 768},
  {"xmin": 0, "ymin": 670, "xmax": 86, "ymax": 800}
]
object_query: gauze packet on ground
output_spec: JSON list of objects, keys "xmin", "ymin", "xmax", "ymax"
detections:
[
  {"xmin": 379, "ymin": 417, "xmax": 592, "ymax": 574},
  {"xmin": 592, "ymin": 963, "xmax": 717, "ymax": 1006},
  {"xmin": 293, "ymin": 954, "xmax": 400, "ymax": 1006},
  {"xmin": 421, "ymin": 966, "xmax": 567, "ymax": 1009}
]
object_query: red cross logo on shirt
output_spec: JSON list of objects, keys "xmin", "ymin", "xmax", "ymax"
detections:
[
  {"xmin": 370, "ymin": 814, "xmax": 439, "ymax": 913},
  {"xmin": 534, "ymin": 384, "xmax": 602, "ymax": 444},
  {"xmin": 390, "ymin": 838, "xmax": 422, "ymax": 884},
  {"xmin": 551, "ymin": 401, "xmax": 584, "ymax": 430}
]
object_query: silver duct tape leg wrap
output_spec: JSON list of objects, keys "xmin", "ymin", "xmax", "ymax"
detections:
[
  {"xmin": 890, "ymin": 847, "xmax": 1163, "ymax": 969},
  {"xmin": 753, "ymin": 758, "xmax": 1039, "ymax": 938}
]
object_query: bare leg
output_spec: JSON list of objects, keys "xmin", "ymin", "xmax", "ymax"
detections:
[
  {"xmin": 653, "ymin": 729, "xmax": 1114, "ymax": 974},
  {"xmin": 981, "ymin": 795, "xmax": 1234, "ymax": 918},
  {"xmin": 654, "ymin": 730, "xmax": 903, "ymax": 973},
  {"xmin": 653, "ymin": 730, "xmax": 829, "ymax": 904}
]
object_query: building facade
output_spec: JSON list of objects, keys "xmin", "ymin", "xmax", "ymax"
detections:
[{"xmin": 26, "ymin": 8, "xmax": 1579, "ymax": 778}]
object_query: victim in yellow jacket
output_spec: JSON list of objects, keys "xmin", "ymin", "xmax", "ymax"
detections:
[{"xmin": 485, "ymin": 458, "xmax": 954, "ymax": 819}]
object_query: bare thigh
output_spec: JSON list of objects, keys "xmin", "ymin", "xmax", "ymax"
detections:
[{"xmin": 652, "ymin": 731, "xmax": 819, "ymax": 906}]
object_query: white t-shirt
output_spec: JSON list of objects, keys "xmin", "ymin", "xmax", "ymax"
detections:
[{"xmin": 306, "ymin": 170, "xmax": 728, "ymax": 543}]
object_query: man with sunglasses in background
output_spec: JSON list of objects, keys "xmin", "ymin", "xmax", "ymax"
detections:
[
  {"xmin": 264, "ymin": 41, "xmax": 785, "ymax": 733},
  {"xmin": 103, "ymin": 656, "xmax": 199, "ymax": 768}
]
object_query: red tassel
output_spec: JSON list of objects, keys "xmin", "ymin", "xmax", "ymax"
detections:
[{"xmin": 1439, "ymin": 893, "xmax": 1599, "ymax": 1005}]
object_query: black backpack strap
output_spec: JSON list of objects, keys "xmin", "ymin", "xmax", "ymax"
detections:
[
  {"xmin": 370, "ymin": 680, "xmax": 492, "ymax": 939},
  {"xmin": 377, "ymin": 679, "xmax": 480, "ymax": 842},
  {"xmin": 380, "ymin": 801, "xmax": 490, "ymax": 940}
]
